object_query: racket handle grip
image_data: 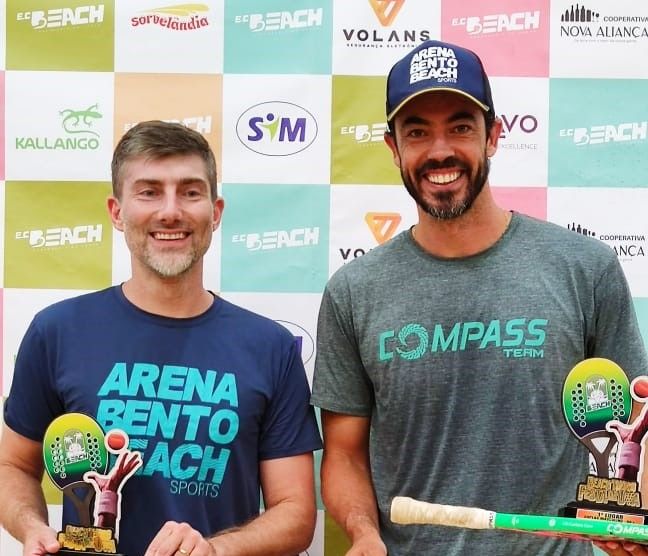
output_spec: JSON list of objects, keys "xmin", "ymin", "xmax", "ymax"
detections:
[{"xmin": 391, "ymin": 497, "xmax": 492, "ymax": 529}]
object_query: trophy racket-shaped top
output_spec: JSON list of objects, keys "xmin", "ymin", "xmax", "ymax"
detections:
[
  {"xmin": 43, "ymin": 413, "xmax": 110, "ymax": 488},
  {"xmin": 562, "ymin": 358, "xmax": 632, "ymax": 476}
]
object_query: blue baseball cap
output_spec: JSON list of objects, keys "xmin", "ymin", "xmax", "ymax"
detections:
[{"xmin": 386, "ymin": 40, "xmax": 495, "ymax": 122}]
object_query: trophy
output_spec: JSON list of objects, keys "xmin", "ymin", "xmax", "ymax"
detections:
[
  {"xmin": 560, "ymin": 358, "xmax": 648, "ymax": 524},
  {"xmin": 43, "ymin": 413, "xmax": 142, "ymax": 555}
]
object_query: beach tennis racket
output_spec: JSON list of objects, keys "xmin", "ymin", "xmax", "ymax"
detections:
[
  {"xmin": 562, "ymin": 358, "xmax": 632, "ymax": 476},
  {"xmin": 391, "ymin": 497, "xmax": 648, "ymax": 543}
]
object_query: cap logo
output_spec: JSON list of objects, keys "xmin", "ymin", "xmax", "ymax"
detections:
[{"xmin": 409, "ymin": 46, "xmax": 459, "ymax": 85}]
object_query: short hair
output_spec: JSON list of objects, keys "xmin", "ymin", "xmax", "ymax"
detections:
[
  {"xmin": 111, "ymin": 120, "xmax": 218, "ymax": 199},
  {"xmin": 484, "ymin": 110, "xmax": 496, "ymax": 134}
]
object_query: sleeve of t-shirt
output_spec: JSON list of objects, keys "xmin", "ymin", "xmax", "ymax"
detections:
[
  {"xmin": 310, "ymin": 273, "xmax": 374, "ymax": 416},
  {"xmin": 258, "ymin": 337, "xmax": 322, "ymax": 460},
  {"xmin": 4, "ymin": 316, "xmax": 64, "ymax": 441},
  {"xmin": 591, "ymin": 255, "xmax": 648, "ymax": 381}
]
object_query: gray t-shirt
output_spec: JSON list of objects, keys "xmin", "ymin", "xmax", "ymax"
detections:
[{"xmin": 312, "ymin": 213, "xmax": 648, "ymax": 555}]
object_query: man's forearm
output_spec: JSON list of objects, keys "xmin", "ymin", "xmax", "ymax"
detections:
[
  {"xmin": 321, "ymin": 451, "xmax": 381, "ymax": 544},
  {"xmin": 208, "ymin": 499, "xmax": 315, "ymax": 556},
  {"xmin": 0, "ymin": 461, "xmax": 50, "ymax": 541}
]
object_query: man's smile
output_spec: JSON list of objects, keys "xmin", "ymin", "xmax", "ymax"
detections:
[{"xmin": 424, "ymin": 170, "xmax": 462, "ymax": 185}]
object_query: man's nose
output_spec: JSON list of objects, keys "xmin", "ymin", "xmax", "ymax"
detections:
[
  {"xmin": 158, "ymin": 193, "xmax": 183, "ymax": 220},
  {"xmin": 425, "ymin": 133, "xmax": 455, "ymax": 161}
]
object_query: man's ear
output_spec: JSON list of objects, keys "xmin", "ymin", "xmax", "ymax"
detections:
[
  {"xmin": 486, "ymin": 116, "xmax": 503, "ymax": 158},
  {"xmin": 212, "ymin": 197, "xmax": 225, "ymax": 231},
  {"xmin": 107, "ymin": 196, "xmax": 124, "ymax": 231},
  {"xmin": 384, "ymin": 130, "xmax": 402, "ymax": 169}
]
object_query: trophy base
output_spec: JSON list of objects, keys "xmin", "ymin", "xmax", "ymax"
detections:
[
  {"xmin": 560, "ymin": 501, "xmax": 648, "ymax": 524},
  {"xmin": 55, "ymin": 523, "xmax": 120, "ymax": 554},
  {"xmin": 53, "ymin": 552, "xmax": 124, "ymax": 556}
]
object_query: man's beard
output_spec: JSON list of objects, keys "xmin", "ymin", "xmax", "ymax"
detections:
[
  {"xmin": 402, "ymin": 154, "xmax": 490, "ymax": 220},
  {"xmin": 143, "ymin": 248, "xmax": 200, "ymax": 278},
  {"xmin": 123, "ymin": 221, "xmax": 211, "ymax": 278}
]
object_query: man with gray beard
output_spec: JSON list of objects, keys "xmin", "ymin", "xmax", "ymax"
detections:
[{"xmin": 0, "ymin": 121, "xmax": 321, "ymax": 556}]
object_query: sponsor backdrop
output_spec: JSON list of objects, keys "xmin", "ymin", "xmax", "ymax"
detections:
[{"xmin": 1, "ymin": 1, "xmax": 648, "ymax": 554}]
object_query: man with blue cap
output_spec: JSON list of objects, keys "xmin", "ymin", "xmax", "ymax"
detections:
[{"xmin": 312, "ymin": 40, "xmax": 648, "ymax": 555}]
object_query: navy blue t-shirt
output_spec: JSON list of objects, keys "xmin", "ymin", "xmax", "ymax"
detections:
[{"xmin": 5, "ymin": 286, "xmax": 322, "ymax": 555}]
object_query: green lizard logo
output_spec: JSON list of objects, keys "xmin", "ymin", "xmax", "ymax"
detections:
[{"xmin": 60, "ymin": 104, "xmax": 102, "ymax": 137}]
